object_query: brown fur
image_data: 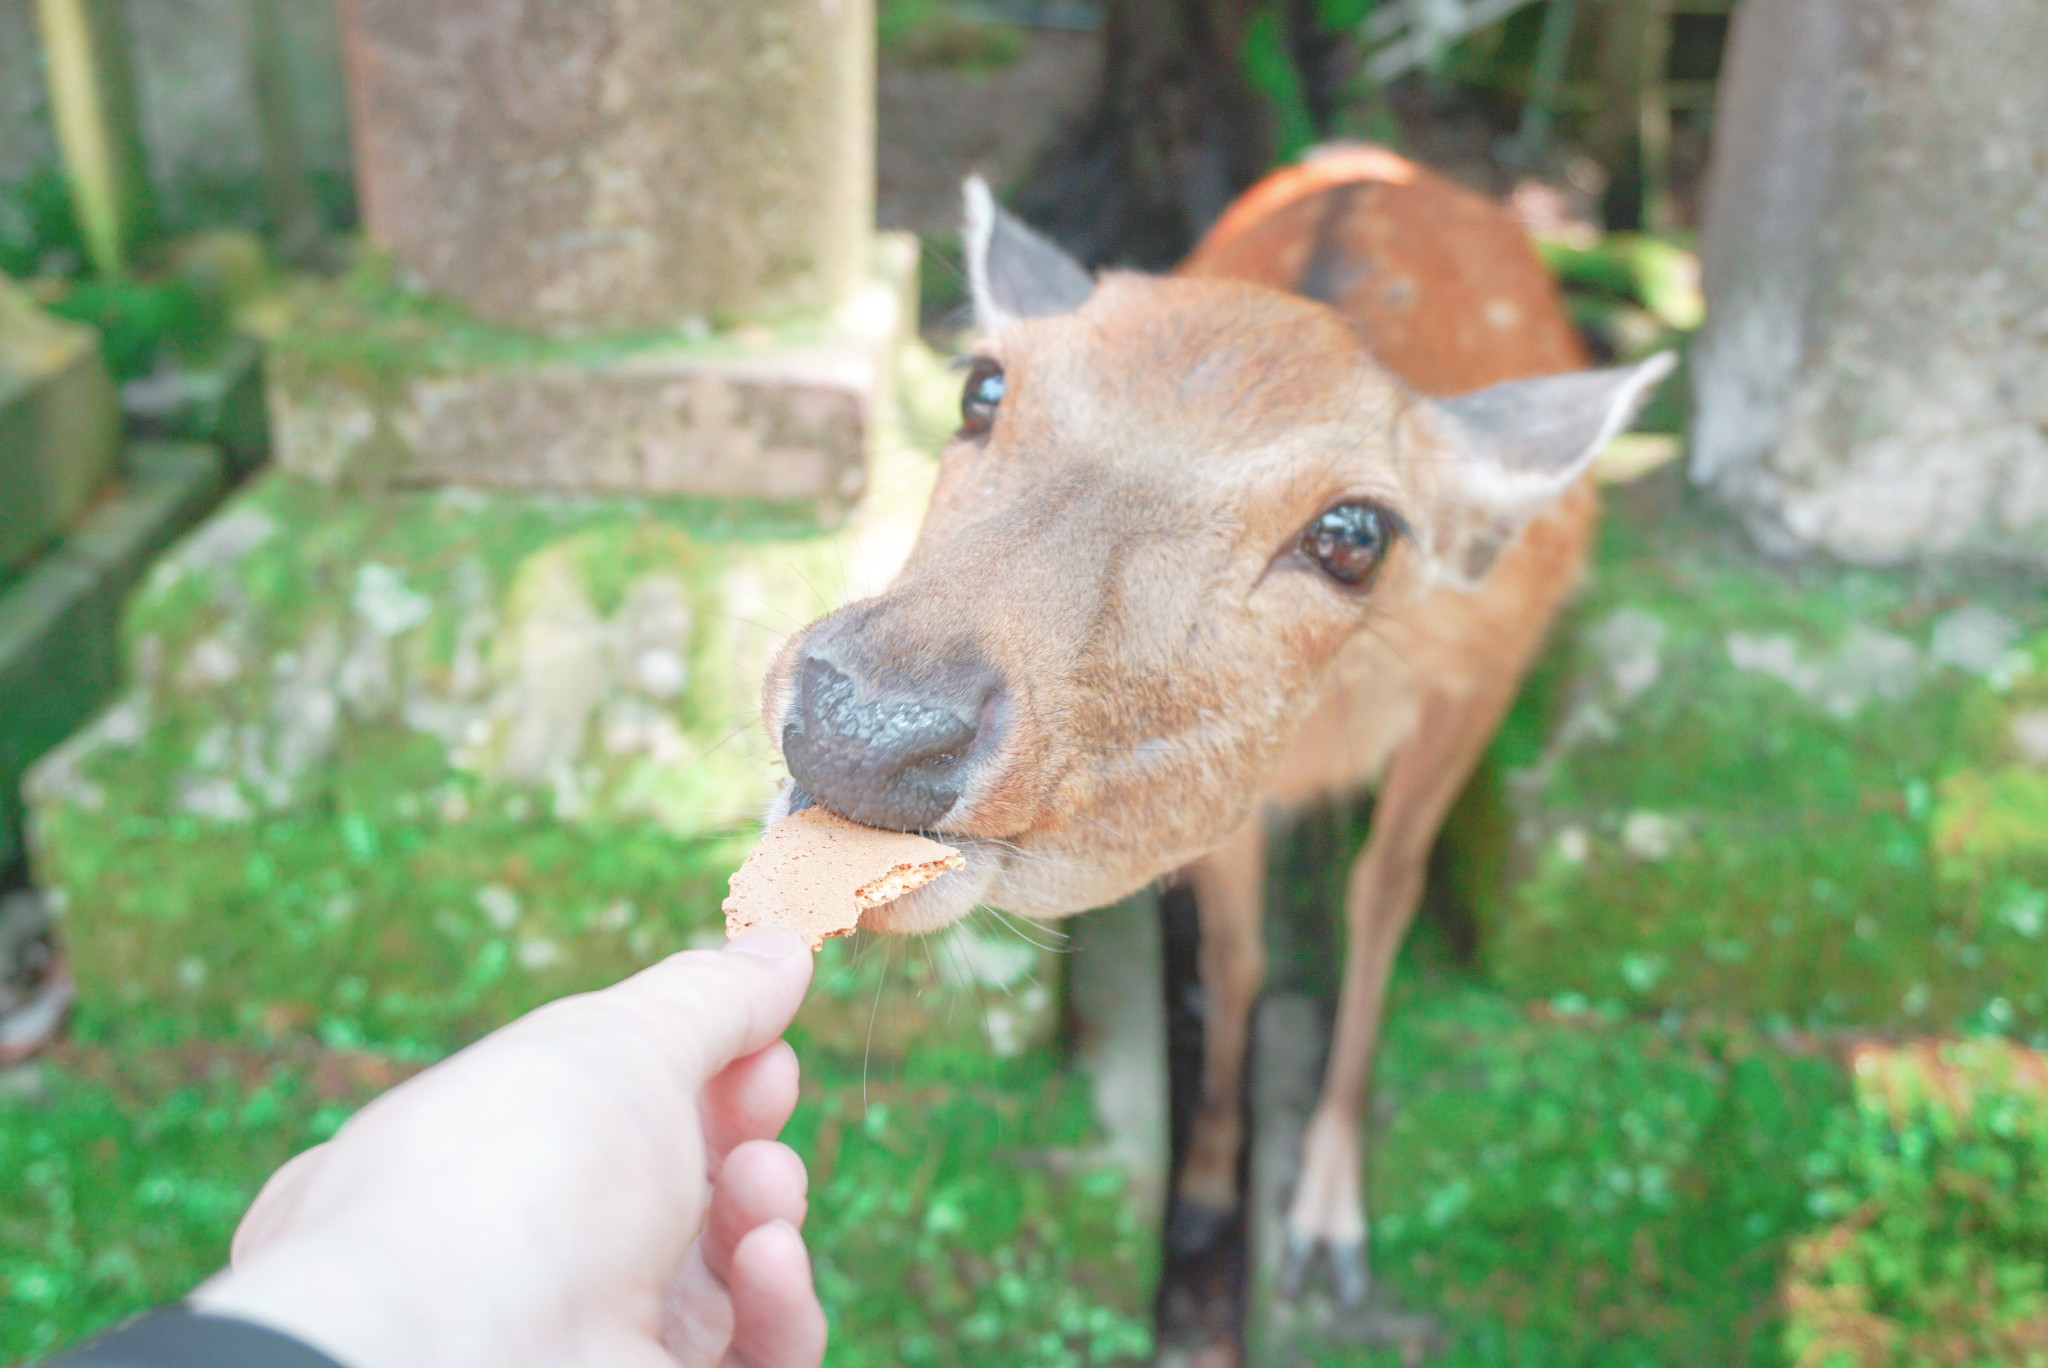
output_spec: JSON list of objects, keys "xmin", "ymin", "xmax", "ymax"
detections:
[{"xmin": 765, "ymin": 148, "xmax": 1607, "ymax": 1272}]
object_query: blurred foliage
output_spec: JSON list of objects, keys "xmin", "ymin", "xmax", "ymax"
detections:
[
  {"xmin": 1539, "ymin": 233, "xmax": 1704, "ymax": 333},
  {"xmin": 0, "ymin": 167, "xmax": 88, "ymax": 280},
  {"xmin": 41, "ymin": 278, "xmax": 227, "ymax": 384},
  {"xmin": 879, "ymin": 0, "xmax": 1027, "ymax": 73},
  {"xmin": 1243, "ymin": 0, "xmax": 1382, "ymax": 163},
  {"xmin": 1787, "ymin": 1040, "xmax": 2048, "ymax": 1368}
]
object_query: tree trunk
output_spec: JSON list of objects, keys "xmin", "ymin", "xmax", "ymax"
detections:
[{"xmin": 1018, "ymin": 0, "xmax": 1345, "ymax": 269}]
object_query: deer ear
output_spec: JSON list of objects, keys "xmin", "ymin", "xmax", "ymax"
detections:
[
  {"xmin": 1419, "ymin": 353, "xmax": 1676, "ymax": 587},
  {"xmin": 963, "ymin": 175, "xmax": 1093, "ymax": 333}
]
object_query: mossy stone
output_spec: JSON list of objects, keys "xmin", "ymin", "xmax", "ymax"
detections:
[
  {"xmin": 1467, "ymin": 473, "xmax": 2048, "ymax": 1032},
  {"xmin": 25, "ymin": 344, "xmax": 1046, "ymax": 1058}
]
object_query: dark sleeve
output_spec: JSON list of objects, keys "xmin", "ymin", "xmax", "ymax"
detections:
[{"xmin": 40, "ymin": 1307, "xmax": 350, "ymax": 1368}]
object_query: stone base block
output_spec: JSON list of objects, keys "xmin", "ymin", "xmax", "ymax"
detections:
[
  {"xmin": 267, "ymin": 235, "xmax": 917, "ymax": 507},
  {"xmin": 1, "ymin": 444, "xmax": 224, "ymax": 869},
  {"xmin": 0, "ymin": 277, "xmax": 122, "ymax": 575},
  {"xmin": 1461, "ymin": 469, "xmax": 2048, "ymax": 1031}
]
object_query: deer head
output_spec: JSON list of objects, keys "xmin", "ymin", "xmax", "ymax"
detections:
[{"xmin": 762, "ymin": 180, "xmax": 1671, "ymax": 933}]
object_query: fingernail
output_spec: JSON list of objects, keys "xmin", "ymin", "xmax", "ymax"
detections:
[{"xmin": 727, "ymin": 926, "xmax": 807, "ymax": 960}]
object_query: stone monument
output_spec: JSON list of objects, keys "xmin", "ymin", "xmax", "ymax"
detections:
[
  {"xmin": 269, "ymin": 0, "xmax": 906, "ymax": 507},
  {"xmin": 1689, "ymin": 0, "xmax": 2048, "ymax": 567}
]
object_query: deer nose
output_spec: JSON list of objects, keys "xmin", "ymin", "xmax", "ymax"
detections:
[{"xmin": 781, "ymin": 653, "xmax": 996, "ymax": 830}]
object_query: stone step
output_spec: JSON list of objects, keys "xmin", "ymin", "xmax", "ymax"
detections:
[
  {"xmin": 267, "ymin": 235, "xmax": 917, "ymax": 509},
  {"xmin": 0, "ymin": 442, "xmax": 226, "ymax": 869}
]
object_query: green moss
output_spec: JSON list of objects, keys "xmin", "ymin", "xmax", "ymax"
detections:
[
  {"xmin": 1474, "ymin": 477, "xmax": 2048, "ymax": 1031},
  {"xmin": 38, "ymin": 785, "xmax": 752, "ymax": 1051},
  {"xmin": 791, "ymin": 916, "xmax": 1061, "ymax": 1065},
  {"xmin": 1275, "ymin": 950, "xmax": 1847, "ymax": 1368},
  {"xmin": 0, "ymin": 1048, "xmax": 376, "ymax": 1365},
  {"xmin": 275, "ymin": 251, "xmax": 856, "ymax": 376},
  {"xmin": 878, "ymin": 0, "xmax": 1026, "ymax": 74},
  {"xmin": 2, "ymin": 1030, "xmax": 1150, "ymax": 1367},
  {"xmin": 29, "ymin": 469, "xmax": 858, "ymax": 1049},
  {"xmin": 1934, "ymin": 632, "xmax": 2048, "ymax": 887},
  {"xmin": 1785, "ymin": 1039, "xmax": 2048, "ymax": 1368},
  {"xmin": 793, "ymin": 1053, "xmax": 1155, "ymax": 1368}
]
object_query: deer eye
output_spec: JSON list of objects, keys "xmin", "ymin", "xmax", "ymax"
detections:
[
  {"xmin": 961, "ymin": 359, "xmax": 1005, "ymax": 435},
  {"xmin": 1301, "ymin": 502, "xmax": 1394, "ymax": 587}
]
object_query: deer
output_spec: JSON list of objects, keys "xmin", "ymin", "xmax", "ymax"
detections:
[{"xmin": 761, "ymin": 143, "xmax": 1673, "ymax": 1303}]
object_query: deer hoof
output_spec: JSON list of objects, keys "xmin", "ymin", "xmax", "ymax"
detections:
[
  {"xmin": 1277, "ymin": 1232, "xmax": 1371, "ymax": 1306},
  {"xmin": 1330, "ymin": 1239, "xmax": 1370, "ymax": 1307}
]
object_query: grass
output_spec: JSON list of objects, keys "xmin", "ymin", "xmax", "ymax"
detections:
[
  {"xmin": 2, "ymin": 1020, "xmax": 1153, "ymax": 1367},
  {"xmin": 0, "ymin": 915, "xmax": 1894, "ymax": 1368}
]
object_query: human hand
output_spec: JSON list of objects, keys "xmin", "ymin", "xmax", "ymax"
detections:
[{"xmin": 190, "ymin": 927, "xmax": 824, "ymax": 1368}]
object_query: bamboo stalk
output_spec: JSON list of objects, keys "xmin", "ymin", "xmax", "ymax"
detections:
[{"xmin": 34, "ymin": 0, "xmax": 159, "ymax": 277}]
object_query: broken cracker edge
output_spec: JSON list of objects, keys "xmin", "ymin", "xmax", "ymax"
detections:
[{"xmin": 721, "ymin": 808, "xmax": 966, "ymax": 951}]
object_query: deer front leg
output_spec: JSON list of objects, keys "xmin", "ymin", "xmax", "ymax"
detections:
[
  {"xmin": 1283, "ymin": 684, "xmax": 1516, "ymax": 1305},
  {"xmin": 1168, "ymin": 816, "xmax": 1268, "ymax": 1256}
]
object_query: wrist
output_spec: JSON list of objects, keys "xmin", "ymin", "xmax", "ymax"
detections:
[{"xmin": 190, "ymin": 1239, "xmax": 422, "ymax": 1368}]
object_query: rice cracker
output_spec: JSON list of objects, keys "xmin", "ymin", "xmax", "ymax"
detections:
[{"xmin": 722, "ymin": 806, "xmax": 963, "ymax": 950}]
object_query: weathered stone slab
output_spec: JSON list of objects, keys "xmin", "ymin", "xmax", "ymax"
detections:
[
  {"xmin": 1690, "ymin": 0, "xmax": 2048, "ymax": 567},
  {"xmin": 1464, "ymin": 471, "xmax": 2048, "ymax": 1030},
  {"xmin": 1, "ymin": 443, "xmax": 224, "ymax": 870},
  {"xmin": 267, "ymin": 236, "xmax": 916, "ymax": 505},
  {"xmin": 1244, "ymin": 992, "xmax": 1337, "ymax": 1360},
  {"xmin": 0, "ymin": 276, "xmax": 121, "ymax": 575},
  {"xmin": 345, "ymin": 0, "xmax": 874, "ymax": 331},
  {"xmin": 25, "ymin": 346, "xmax": 964, "ymax": 1048},
  {"xmin": 1071, "ymin": 891, "xmax": 1171, "ymax": 1234}
]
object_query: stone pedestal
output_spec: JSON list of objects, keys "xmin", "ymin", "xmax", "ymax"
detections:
[
  {"xmin": 1690, "ymin": 0, "xmax": 2048, "ymax": 566},
  {"xmin": 267, "ymin": 234, "xmax": 915, "ymax": 507},
  {"xmin": 345, "ymin": 0, "xmax": 874, "ymax": 333},
  {"xmin": 1, "ymin": 276, "xmax": 121, "ymax": 575}
]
